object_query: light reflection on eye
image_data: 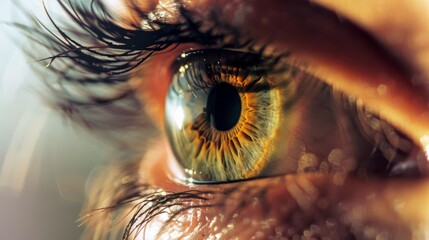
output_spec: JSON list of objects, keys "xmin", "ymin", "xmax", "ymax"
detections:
[{"xmin": 172, "ymin": 104, "xmax": 185, "ymax": 130}]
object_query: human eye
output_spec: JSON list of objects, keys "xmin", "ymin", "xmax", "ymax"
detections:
[
  {"xmin": 23, "ymin": 0, "xmax": 429, "ymax": 239},
  {"xmin": 165, "ymin": 47, "xmax": 421, "ymax": 183}
]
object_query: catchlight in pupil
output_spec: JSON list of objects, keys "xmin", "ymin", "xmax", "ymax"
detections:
[{"xmin": 206, "ymin": 83, "xmax": 242, "ymax": 131}]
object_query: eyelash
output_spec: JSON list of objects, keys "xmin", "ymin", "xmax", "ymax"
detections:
[
  {"xmin": 174, "ymin": 49, "xmax": 282, "ymax": 94},
  {"xmin": 78, "ymin": 162, "xmax": 193, "ymax": 239},
  {"xmin": 81, "ymin": 161, "xmax": 302, "ymax": 239}
]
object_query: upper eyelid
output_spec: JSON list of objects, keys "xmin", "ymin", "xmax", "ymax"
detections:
[
  {"xmin": 125, "ymin": 0, "xmax": 429, "ymax": 146},
  {"xmin": 177, "ymin": 0, "xmax": 429, "ymax": 146}
]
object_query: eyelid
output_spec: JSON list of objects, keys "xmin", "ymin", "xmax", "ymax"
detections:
[{"xmin": 179, "ymin": 0, "xmax": 429, "ymax": 147}]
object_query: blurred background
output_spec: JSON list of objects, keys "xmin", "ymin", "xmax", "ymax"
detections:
[{"xmin": 0, "ymin": 1, "xmax": 112, "ymax": 239}]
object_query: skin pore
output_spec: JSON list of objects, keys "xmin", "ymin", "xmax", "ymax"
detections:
[{"xmin": 35, "ymin": 0, "xmax": 429, "ymax": 239}]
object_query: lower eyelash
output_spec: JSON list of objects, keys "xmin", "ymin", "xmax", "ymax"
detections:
[
  {"xmin": 80, "ymin": 161, "xmax": 219, "ymax": 240},
  {"xmin": 123, "ymin": 191, "xmax": 214, "ymax": 239},
  {"xmin": 81, "ymin": 160, "xmax": 290, "ymax": 239}
]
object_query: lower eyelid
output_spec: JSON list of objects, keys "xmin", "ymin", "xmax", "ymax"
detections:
[
  {"xmin": 138, "ymin": 139, "xmax": 194, "ymax": 191},
  {"xmin": 135, "ymin": 142, "xmax": 429, "ymax": 238}
]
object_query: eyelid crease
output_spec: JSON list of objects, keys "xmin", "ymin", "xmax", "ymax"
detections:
[{"xmin": 313, "ymin": 0, "xmax": 429, "ymax": 78}]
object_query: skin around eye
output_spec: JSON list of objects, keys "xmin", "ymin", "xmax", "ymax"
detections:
[{"xmin": 20, "ymin": 0, "xmax": 429, "ymax": 239}]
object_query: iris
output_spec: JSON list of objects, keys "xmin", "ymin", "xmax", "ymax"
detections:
[{"xmin": 165, "ymin": 50, "xmax": 282, "ymax": 182}]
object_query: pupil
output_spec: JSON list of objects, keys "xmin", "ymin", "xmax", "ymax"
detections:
[{"xmin": 206, "ymin": 82, "xmax": 242, "ymax": 131}]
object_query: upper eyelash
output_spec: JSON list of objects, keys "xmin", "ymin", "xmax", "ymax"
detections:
[
  {"xmin": 17, "ymin": 0, "xmax": 253, "ymax": 134},
  {"xmin": 23, "ymin": 0, "xmax": 246, "ymax": 104},
  {"xmin": 173, "ymin": 49, "xmax": 285, "ymax": 93}
]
